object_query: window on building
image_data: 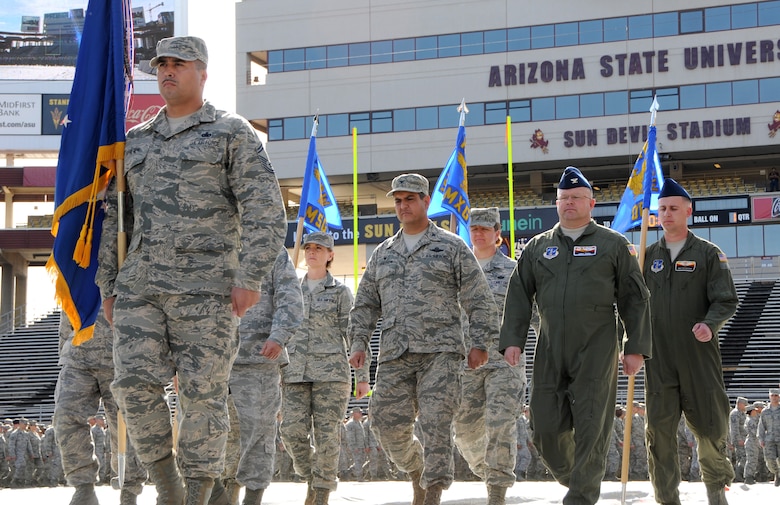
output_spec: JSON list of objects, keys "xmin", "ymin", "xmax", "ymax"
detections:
[
  {"xmin": 706, "ymin": 82, "xmax": 732, "ymax": 107},
  {"xmin": 438, "ymin": 105, "xmax": 460, "ymax": 129},
  {"xmin": 416, "ymin": 107, "xmax": 438, "ymax": 130},
  {"xmin": 731, "ymin": 3, "xmax": 757, "ymax": 29},
  {"xmin": 555, "ymin": 95, "xmax": 579, "ymax": 119},
  {"xmin": 349, "ymin": 112, "xmax": 370, "ymax": 134},
  {"xmin": 604, "ymin": 17, "xmax": 627, "ymax": 41},
  {"xmin": 283, "ymin": 48, "xmax": 305, "ymax": 71},
  {"xmin": 763, "ymin": 224, "xmax": 780, "ymax": 255},
  {"xmin": 555, "ymin": 22, "xmax": 578, "ymax": 47},
  {"xmin": 531, "ymin": 24, "xmax": 554, "ymax": 49},
  {"xmin": 507, "ymin": 27, "xmax": 530, "ymax": 51},
  {"xmin": 268, "ymin": 119, "xmax": 283, "ymax": 141},
  {"xmin": 461, "ymin": 31, "xmax": 484, "ymax": 55},
  {"xmin": 733, "ymin": 80, "xmax": 759, "ymax": 105},
  {"xmin": 759, "ymin": 1, "xmax": 780, "ymax": 26},
  {"xmin": 394, "ymin": 108, "xmax": 415, "ymax": 131},
  {"xmin": 306, "ymin": 46, "xmax": 327, "ymax": 69},
  {"xmin": 371, "ymin": 111, "xmax": 393, "ymax": 133},
  {"xmin": 327, "ymin": 113, "xmax": 348, "ymax": 136},
  {"xmin": 485, "ymin": 102, "xmax": 508, "ymax": 125},
  {"xmin": 283, "ymin": 116, "xmax": 305, "ymax": 140},
  {"xmin": 580, "ymin": 93, "xmax": 604, "ymax": 117},
  {"xmin": 629, "ymin": 90, "xmax": 654, "ymax": 114},
  {"xmin": 737, "ymin": 226, "xmax": 764, "ymax": 257},
  {"xmin": 604, "ymin": 91, "xmax": 629, "ymax": 115},
  {"xmin": 628, "ymin": 14, "xmax": 653, "ymax": 39},
  {"xmin": 268, "ymin": 50, "xmax": 283, "ymax": 73},
  {"xmin": 531, "ymin": 97, "xmax": 555, "ymax": 121},
  {"xmin": 438, "ymin": 34, "xmax": 460, "ymax": 58},
  {"xmin": 680, "ymin": 9, "xmax": 704, "ymax": 33},
  {"xmin": 579, "ymin": 20, "xmax": 603, "ymax": 44},
  {"xmin": 484, "ymin": 29, "xmax": 507, "ymax": 53},
  {"xmin": 655, "ymin": 87, "xmax": 680, "ymax": 110},
  {"xmin": 416, "ymin": 36, "xmax": 438, "ymax": 60},
  {"xmin": 466, "ymin": 103, "xmax": 485, "ymax": 126},
  {"xmin": 704, "ymin": 6, "xmax": 731, "ymax": 31},
  {"xmin": 371, "ymin": 40, "xmax": 393, "ymax": 64},
  {"xmin": 760, "ymin": 77, "xmax": 780, "ymax": 102},
  {"xmin": 393, "ymin": 38, "xmax": 415, "ymax": 62},
  {"xmin": 349, "ymin": 42, "xmax": 371, "ymax": 66},
  {"xmin": 508, "ymin": 100, "xmax": 531, "ymax": 123},
  {"xmin": 709, "ymin": 227, "xmax": 737, "ymax": 258},
  {"xmin": 653, "ymin": 12, "xmax": 679, "ymax": 36},
  {"xmin": 680, "ymin": 84, "xmax": 706, "ymax": 109},
  {"xmin": 327, "ymin": 45, "xmax": 348, "ymax": 68}
]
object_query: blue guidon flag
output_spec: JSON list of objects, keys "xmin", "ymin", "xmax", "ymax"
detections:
[{"xmin": 298, "ymin": 117, "xmax": 342, "ymax": 233}]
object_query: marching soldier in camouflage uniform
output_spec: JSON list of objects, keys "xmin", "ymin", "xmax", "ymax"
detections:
[
  {"xmin": 0, "ymin": 424, "xmax": 9, "ymax": 486},
  {"xmin": 349, "ymin": 173, "xmax": 496, "ymax": 505},
  {"xmin": 344, "ymin": 408, "xmax": 368, "ymax": 481},
  {"xmin": 630, "ymin": 402, "xmax": 648, "ymax": 480},
  {"xmin": 642, "ymin": 180, "xmax": 738, "ymax": 505},
  {"xmin": 9, "ymin": 418, "xmax": 32, "ymax": 487},
  {"xmin": 515, "ymin": 410, "xmax": 532, "ymax": 481},
  {"xmin": 743, "ymin": 403, "xmax": 761, "ymax": 484},
  {"xmin": 41, "ymin": 424, "xmax": 64, "ymax": 486},
  {"xmin": 26, "ymin": 421, "xmax": 44, "ymax": 485},
  {"xmin": 338, "ymin": 420, "xmax": 352, "ymax": 480},
  {"xmin": 54, "ymin": 311, "xmax": 147, "ymax": 505},
  {"xmin": 221, "ymin": 248, "xmax": 303, "ymax": 505},
  {"xmin": 97, "ymin": 36, "xmax": 287, "ymax": 505},
  {"xmin": 88, "ymin": 417, "xmax": 106, "ymax": 485},
  {"xmin": 452, "ymin": 207, "xmax": 523, "ymax": 505},
  {"xmin": 758, "ymin": 388, "xmax": 780, "ymax": 486},
  {"xmin": 500, "ymin": 167, "xmax": 652, "ymax": 505},
  {"xmin": 729, "ymin": 397, "xmax": 748, "ymax": 481},
  {"xmin": 604, "ymin": 408, "xmax": 622, "ymax": 481},
  {"xmin": 281, "ymin": 232, "xmax": 369, "ymax": 505},
  {"xmin": 364, "ymin": 412, "xmax": 389, "ymax": 480}
]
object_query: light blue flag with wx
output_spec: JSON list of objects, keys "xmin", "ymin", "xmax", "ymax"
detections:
[
  {"xmin": 428, "ymin": 102, "xmax": 471, "ymax": 245},
  {"xmin": 297, "ymin": 118, "xmax": 342, "ymax": 233},
  {"xmin": 611, "ymin": 98, "xmax": 665, "ymax": 234}
]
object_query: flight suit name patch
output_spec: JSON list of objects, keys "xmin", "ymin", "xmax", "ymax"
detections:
[
  {"xmin": 573, "ymin": 245, "xmax": 597, "ymax": 256},
  {"xmin": 675, "ymin": 260, "xmax": 696, "ymax": 272}
]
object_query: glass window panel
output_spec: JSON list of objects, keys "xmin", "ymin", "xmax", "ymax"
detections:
[
  {"xmin": 695, "ymin": 227, "xmax": 710, "ymax": 241},
  {"xmin": 580, "ymin": 93, "xmax": 604, "ymax": 117},
  {"xmin": 555, "ymin": 95, "xmax": 579, "ymax": 119},
  {"xmin": 764, "ymin": 224, "xmax": 780, "ymax": 255},
  {"xmin": 416, "ymin": 107, "xmax": 438, "ymax": 130},
  {"xmin": 507, "ymin": 27, "xmax": 530, "ymax": 51},
  {"xmin": 371, "ymin": 111, "xmax": 392, "ymax": 133},
  {"xmin": 306, "ymin": 46, "xmax": 326, "ymax": 69},
  {"xmin": 579, "ymin": 20, "xmax": 603, "ymax": 44},
  {"xmin": 709, "ymin": 227, "xmax": 736, "ymax": 258},
  {"xmin": 484, "ymin": 29, "xmax": 507, "ymax": 53},
  {"xmin": 705, "ymin": 6, "xmax": 730, "ymax": 31},
  {"xmin": 466, "ymin": 103, "xmax": 485, "ymax": 126},
  {"xmin": 394, "ymin": 108, "xmax": 415, "ymax": 131},
  {"xmin": 438, "ymin": 105, "xmax": 460, "ymax": 129},
  {"xmin": 604, "ymin": 17, "xmax": 627, "ymax": 41},
  {"xmin": 706, "ymin": 82, "xmax": 732, "ymax": 107},
  {"xmin": 733, "ymin": 80, "xmax": 759, "ymax": 105},
  {"xmin": 531, "ymin": 25, "xmax": 554, "ymax": 49},
  {"xmin": 283, "ymin": 48, "xmax": 305, "ymax": 71},
  {"xmin": 268, "ymin": 50, "xmax": 283, "ymax": 73},
  {"xmin": 438, "ymin": 34, "xmax": 460, "ymax": 58},
  {"xmin": 304, "ymin": 116, "xmax": 316, "ymax": 137},
  {"xmin": 604, "ymin": 91, "xmax": 628, "ymax": 115},
  {"xmin": 732, "ymin": 3, "xmax": 757, "ymax": 29},
  {"xmin": 349, "ymin": 42, "xmax": 371, "ymax": 66},
  {"xmin": 653, "ymin": 12, "xmax": 678, "ymax": 36},
  {"xmin": 737, "ymin": 226, "xmax": 764, "ymax": 257},
  {"xmin": 349, "ymin": 112, "xmax": 370, "ymax": 134},
  {"xmin": 629, "ymin": 90, "xmax": 654, "ymax": 114},
  {"xmin": 628, "ymin": 14, "xmax": 652, "ymax": 39},
  {"xmin": 759, "ymin": 1, "xmax": 780, "ymax": 26},
  {"xmin": 509, "ymin": 100, "xmax": 531, "ymax": 123},
  {"xmin": 680, "ymin": 10, "xmax": 704, "ymax": 33},
  {"xmin": 531, "ymin": 97, "xmax": 555, "ymax": 121},
  {"xmin": 371, "ymin": 40, "xmax": 393, "ymax": 64},
  {"xmin": 393, "ymin": 38, "xmax": 415, "ymax": 62},
  {"xmin": 760, "ymin": 77, "xmax": 780, "ymax": 102},
  {"xmin": 461, "ymin": 31, "xmax": 484, "ymax": 55},
  {"xmin": 327, "ymin": 113, "xmax": 348, "ymax": 136},
  {"xmin": 283, "ymin": 117, "xmax": 305, "ymax": 140},
  {"xmin": 680, "ymin": 84, "xmax": 706, "ymax": 109},
  {"xmin": 655, "ymin": 87, "xmax": 680, "ymax": 110},
  {"xmin": 268, "ymin": 119, "xmax": 283, "ymax": 141},
  {"xmin": 327, "ymin": 45, "xmax": 348, "ymax": 68},
  {"xmin": 485, "ymin": 102, "xmax": 508, "ymax": 125},
  {"xmin": 416, "ymin": 36, "xmax": 437, "ymax": 60},
  {"xmin": 555, "ymin": 22, "xmax": 578, "ymax": 47}
]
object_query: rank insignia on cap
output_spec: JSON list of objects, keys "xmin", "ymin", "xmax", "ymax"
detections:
[
  {"xmin": 675, "ymin": 260, "xmax": 696, "ymax": 272},
  {"xmin": 651, "ymin": 259, "xmax": 664, "ymax": 273},
  {"xmin": 543, "ymin": 246, "xmax": 559, "ymax": 259},
  {"xmin": 627, "ymin": 244, "xmax": 637, "ymax": 257}
]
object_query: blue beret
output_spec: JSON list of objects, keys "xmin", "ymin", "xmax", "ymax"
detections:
[
  {"xmin": 558, "ymin": 166, "xmax": 592, "ymax": 190},
  {"xmin": 658, "ymin": 178, "xmax": 691, "ymax": 200}
]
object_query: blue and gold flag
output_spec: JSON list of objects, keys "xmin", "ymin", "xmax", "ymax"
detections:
[
  {"xmin": 298, "ymin": 120, "xmax": 342, "ymax": 233},
  {"xmin": 428, "ymin": 123, "xmax": 471, "ymax": 245},
  {"xmin": 46, "ymin": 0, "xmax": 133, "ymax": 344}
]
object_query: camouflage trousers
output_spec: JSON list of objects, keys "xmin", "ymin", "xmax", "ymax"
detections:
[
  {"xmin": 453, "ymin": 366, "xmax": 523, "ymax": 488},
  {"xmin": 53, "ymin": 363, "xmax": 146, "ymax": 494},
  {"xmin": 230, "ymin": 363, "xmax": 282, "ymax": 490},
  {"xmin": 367, "ymin": 447, "xmax": 390, "ymax": 479},
  {"xmin": 515, "ymin": 444, "xmax": 531, "ymax": 477},
  {"xmin": 744, "ymin": 439, "xmax": 759, "ymax": 479},
  {"xmin": 111, "ymin": 293, "xmax": 238, "ymax": 479},
  {"xmin": 280, "ymin": 380, "xmax": 350, "ymax": 490},
  {"xmin": 221, "ymin": 394, "xmax": 240, "ymax": 481},
  {"xmin": 370, "ymin": 351, "xmax": 462, "ymax": 490},
  {"xmin": 765, "ymin": 441, "xmax": 780, "ymax": 476}
]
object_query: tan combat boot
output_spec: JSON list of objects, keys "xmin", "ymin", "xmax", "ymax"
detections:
[{"xmin": 146, "ymin": 453, "xmax": 185, "ymax": 505}]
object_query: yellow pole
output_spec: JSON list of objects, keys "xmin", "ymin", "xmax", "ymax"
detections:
[
  {"xmin": 353, "ymin": 127, "xmax": 359, "ymax": 293},
  {"xmin": 506, "ymin": 117, "xmax": 516, "ymax": 259}
]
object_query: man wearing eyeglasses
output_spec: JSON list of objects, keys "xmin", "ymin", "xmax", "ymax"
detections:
[{"xmin": 499, "ymin": 166, "xmax": 652, "ymax": 505}]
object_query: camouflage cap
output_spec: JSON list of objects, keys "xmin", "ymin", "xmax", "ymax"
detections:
[
  {"xmin": 737, "ymin": 396, "xmax": 748, "ymax": 404},
  {"xmin": 770, "ymin": 388, "xmax": 780, "ymax": 396},
  {"xmin": 386, "ymin": 173, "xmax": 429, "ymax": 197},
  {"xmin": 753, "ymin": 401, "xmax": 766, "ymax": 409},
  {"xmin": 303, "ymin": 231, "xmax": 334, "ymax": 249},
  {"xmin": 150, "ymin": 36, "xmax": 208, "ymax": 67},
  {"xmin": 470, "ymin": 207, "xmax": 500, "ymax": 228}
]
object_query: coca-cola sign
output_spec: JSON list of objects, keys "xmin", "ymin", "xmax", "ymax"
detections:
[{"xmin": 126, "ymin": 94, "xmax": 164, "ymax": 131}]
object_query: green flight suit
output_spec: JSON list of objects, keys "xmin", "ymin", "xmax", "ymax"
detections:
[
  {"xmin": 500, "ymin": 221, "xmax": 651, "ymax": 505},
  {"xmin": 643, "ymin": 232, "xmax": 738, "ymax": 504}
]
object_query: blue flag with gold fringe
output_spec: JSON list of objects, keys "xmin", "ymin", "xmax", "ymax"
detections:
[
  {"xmin": 610, "ymin": 124, "xmax": 665, "ymax": 234},
  {"xmin": 298, "ymin": 121, "xmax": 342, "ymax": 233},
  {"xmin": 428, "ymin": 124, "xmax": 471, "ymax": 245},
  {"xmin": 46, "ymin": 0, "xmax": 133, "ymax": 345}
]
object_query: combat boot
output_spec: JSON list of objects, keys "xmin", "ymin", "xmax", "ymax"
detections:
[
  {"xmin": 775, "ymin": 473, "xmax": 780, "ymax": 487},
  {"xmin": 242, "ymin": 487, "xmax": 263, "ymax": 505},
  {"xmin": 224, "ymin": 479, "xmax": 241, "ymax": 505},
  {"xmin": 146, "ymin": 453, "xmax": 185, "ymax": 505},
  {"xmin": 487, "ymin": 485, "xmax": 507, "ymax": 505},
  {"xmin": 68, "ymin": 483, "xmax": 100, "ymax": 505},
  {"xmin": 705, "ymin": 483, "xmax": 728, "ymax": 505},
  {"xmin": 313, "ymin": 487, "xmax": 330, "ymax": 505},
  {"xmin": 744, "ymin": 475, "xmax": 755, "ymax": 485},
  {"xmin": 207, "ymin": 478, "xmax": 230, "ymax": 505},
  {"xmin": 422, "ymin": 483, "xmax": 443, "ymax": 505},
  {"xmin": 185, "ymin": 478, "xmax": 215, "ymax": 505},
  {"xmin": 304, "ymin": 481, "xmax": 315, "ymax": 505},
  {"xmin": 120, "ymin": 488, "xmax": 139, "ymax": 505},
  {"xmin": 409, "ymin": 469, "xmax": 426, "ymax": 505}
]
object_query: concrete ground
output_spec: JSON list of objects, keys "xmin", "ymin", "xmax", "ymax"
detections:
[{"xmin": 0, "ymin": 480, "xmax": 776, "ymax": 504}]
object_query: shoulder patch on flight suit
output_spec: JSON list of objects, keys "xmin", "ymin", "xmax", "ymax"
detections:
[
  {"xmin": 573, "ymin": 245, "xmax": 597, "ymax": 256},
  {"xmin": 675, "ymin": 260, "xmax": 696, "ymax": 272},
  {"xmin": 627, "ymin": 244, "xmax": 638, "ymax": 256},
  {"xmin": 543, "ymin": 246, "xmax": 559, "ymax": 259},
  {"xmin": 651, "ymin": 259, "xmax": 664, "ymax": 273}
]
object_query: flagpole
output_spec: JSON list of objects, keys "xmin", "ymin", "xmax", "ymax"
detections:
[
  {"xmin": 293, "ymin": 116, "xmax": 320, "ymax": 268},
  {"xmin": 352, "ymin": 127, "xmax": 359, "ymax": 293},
  {"xmin": 506, "ymin": 117, "xmax": 515, "ymax": 259},
  {"xmin": 620, "ymin": 96, "xmax": 659, "ymax": 504},
  {"xmin": 451, "ymin": 99, "xmax": 469, "ymax": 235},
  {"xmin": 115, "ymin": 158, "xmax": 128, "ymax": 489}
]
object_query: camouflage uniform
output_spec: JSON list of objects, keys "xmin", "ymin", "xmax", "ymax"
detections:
[
  {"xmin": 8, "ymin": 423, "xmax": 31, "ymax": 486},
  {"xmin": 744, "ymin": 410, "xmax": 760, "ymax": 482},
  {"xmin": 53, "ymin": 311, "xmax": 147, "ymax": 495},
  {"xmin": 453, "ymin": 250, "xmax": 523, "ymax": 489},
  {"xmin": 338, "ymin": 421, "xmax": 353, "ymax": 479},
  {"xmin": 0, "ymin": 430, "xmax": 9, "ymax": 484},
  {"xmin": 96, "ymin": 100, "xmax": 287, "ymax": 479},
  {"xmin": 514, "ymin": 414, "xmax": 532, "ymax": 480},
  {"xmin": 629, "ymin": 410, "xmax": 647, "ymax": 480},
  {"xmin": 274, "ymin": 422, "xmax": 294, "ymax": 481},
  {"xmin": 728, "ymin": 400, "xmax": 748, "ymax": 479},
  {"xmin": 757, "ymin": 402, "xmax": 780, "ymax": 479},
  {"xmin": 229, "ymin": 249, "xmax": 302, "ymax": 492},
  {"xmin": 26, "ymin": 425, "xmax": 44, "ymax": 484},
  {"xmin": 344, "ymin": 415, "xmax": 367, "ymax": 480},
  {"xmin": 90, "ymin": 423, "xmax": 106, "ymax": 483},
  {"xmin": 365, "ymin": 417, "xmax": 389, "ymax": 480},
  {"xmin": 677, "ymin": 416, "xmax": 693, "ymax": 481},
  {"xmin": 41, "ymin": 425, "xmax": 64, "ymax": 486},
  {"xmin": 349, "ymin": 220, "xmax": 498, "ymax": 490},
  {"xmin": 280, "ymin": 270, "xmax": 368, "ymax": 492}
]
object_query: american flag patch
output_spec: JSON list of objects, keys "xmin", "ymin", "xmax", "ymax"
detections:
[
  {"xmin": 718, "ymin": 251, "xmax": 728, "ymax": 263},
  {"xmin": 627, "ymin": 244, "xmax": 638, "ymax": 257}
]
